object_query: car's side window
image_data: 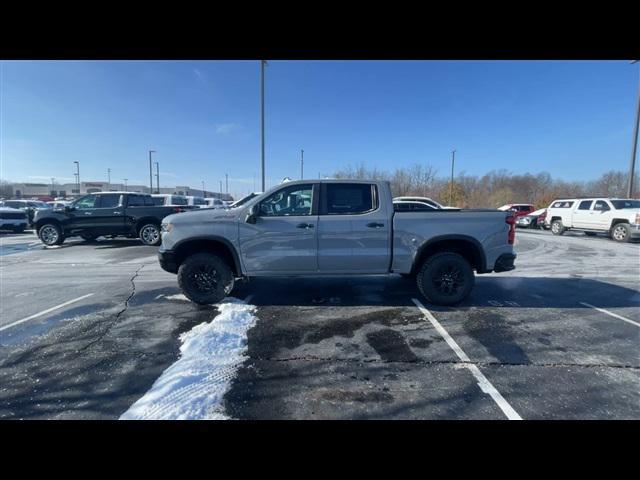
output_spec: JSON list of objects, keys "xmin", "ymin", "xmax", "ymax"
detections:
[
  {"xmin": 75, "ymin": 196, "xmax": 97, "ymax": 209},
  {"xmin": 97, "ymin": 194, "xmax": 121, "ymax": 209},
  {"xmin": 578, "ymin": 200, "xmax": 592, "ymax": 210},
  {"xmin": 259, "ymin": 184, "xmax": 313, "ymax": 217},
  {"xmin": 127, "ymin": 195, "xmax": 146, "ymax": 207},
  {"xmin": 324, "ymin": 183, "xmax": 376, "ymax": 215},
  {"xmin": 594, "ymin": 200, "xmax": 610, "ymax": 211}
]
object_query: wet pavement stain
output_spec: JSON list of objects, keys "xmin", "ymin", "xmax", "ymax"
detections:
[
  {"xmin": 366, "ymin": 329, "xmax": 420, "ymax": 362},
  {"xmin": 463, "ymin": 310, "xmax": 531, "ymax": 364},
  {"xmin": 320, "ymin": 389, "xmax": 394, "ymax": 403}
]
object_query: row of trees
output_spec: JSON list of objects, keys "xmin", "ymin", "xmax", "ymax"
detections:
[{"xmin": 332, "ymin": 164, "xmax": 638, "ymax": 209}]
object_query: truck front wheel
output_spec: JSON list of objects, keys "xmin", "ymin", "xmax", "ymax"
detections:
[
  {"xmin": 416, "ymin": 252, "xmax": 474, "ymax": 306},
  {"xmin": 38, "ymin": 223, "xmax": 65, "ymax": 246},
  {"xmin": 177, "ymin": 253, "xmax": 235, "ymax": 305}
]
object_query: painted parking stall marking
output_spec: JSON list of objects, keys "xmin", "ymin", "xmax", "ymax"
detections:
[
  {"xmin": 0, "ymin": 293, "xmax": 95, "ymax": 333},
  {"xmin": 412, "ymin": 298, "xmax": 522, "ymax": 420},
  {"xmin": 579, "ymin": 302, "xmax": 640, "ymax": 328}
]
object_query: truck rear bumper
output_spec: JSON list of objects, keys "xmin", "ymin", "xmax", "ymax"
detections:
[
  {"xmin": 493, "ymin": 253, "xmax": 517, "ymax": 272},
  {"xmin": 158, "ymin": 249, "xmax": 178, "ymax": 274}
]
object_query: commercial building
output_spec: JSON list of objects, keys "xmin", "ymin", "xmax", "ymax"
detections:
[{"xmin": 5, "ymin": 182, "xmax": 233, "ymax": 201}]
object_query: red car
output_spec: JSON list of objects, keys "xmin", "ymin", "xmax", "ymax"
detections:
[{"xmin": 498, "ymin": 203, "xmax": 535, "ymax": 218}]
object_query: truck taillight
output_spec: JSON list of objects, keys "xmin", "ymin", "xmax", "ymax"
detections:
[
  {"xmin": 636, "ymin": 213, "xmax": 640, "ymax": 225},
  {"xmin": 506, "ymin": 214, "xmax": 516, "ymax": 245}
]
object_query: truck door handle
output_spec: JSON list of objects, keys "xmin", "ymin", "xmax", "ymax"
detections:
[
  {"xmin": 113, "ymin": 211, "xmax": 121, "ymax": 214},
  {"xmin": 296, "ymin": 223, "xmax": 314, "ymax": 229},
  {"xmin": 366, "ymin": 222, "xmax": 384, "ymax": 228}
]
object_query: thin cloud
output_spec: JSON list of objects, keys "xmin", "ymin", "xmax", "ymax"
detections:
[{"xmin": 215, "ymin": 123, "xmax": 242, "ymax": 135}]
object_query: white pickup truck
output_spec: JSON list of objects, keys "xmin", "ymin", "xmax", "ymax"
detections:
[
  {"xmin": 545, "ymin": 198, "xmax": 640, "ymax": 242},
  {"xmin": 158, "ymin": 180, "xmax": 517, "ymax": 306}
]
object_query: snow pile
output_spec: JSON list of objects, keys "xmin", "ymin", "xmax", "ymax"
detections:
[{"xmin": 120, "ymin": 298, "xmax": 257, "ymax": 420}]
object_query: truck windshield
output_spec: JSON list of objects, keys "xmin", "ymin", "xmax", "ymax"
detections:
[
  {"xmin": 231, "ymin": 193, "xmax": 259, "ymax": 208},
  {"xmin": 610, "ymin": 200, "xmax": 640, "ymax": 209}
]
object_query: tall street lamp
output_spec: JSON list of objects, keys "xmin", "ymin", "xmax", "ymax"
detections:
[
  {"xmin": 149, "ymin": 150, "xmax": 156, "ymax": 193},
  {"xmin": 124, "ymin": 178, "xmax": 128, "ymax": 192},
  {"xmin": 449, "ymin": 150, "xmax": 456, "ymax": 205},
  {"xmin": 155, "ymin": 162, "xmax": 160, "ymax": 194},
  {"xmin": 74, "ymin": 161, "xmax": 80, "ymax": 194},
  {"xmin": 107, "ymin": 168, "xmax": 111, "ymax": 191},
  {"xmin": 300, "ymin": 149, "xmax": 304, "ymax": 180},
  {"xmin": 628, "ymin": 61, "xmax": 639, "ymax": 198},
  {"xmin": 261, "ymin": 60, "xmax": 268, "ymax": 192},
  {"xmin": 202, "ymin": 181, "xmax": 206, "ymax": 198}
]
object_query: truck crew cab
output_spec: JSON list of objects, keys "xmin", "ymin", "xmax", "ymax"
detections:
[{"xmin": 158, "ymin": 180, "xmax": 517, "ymax": 306}]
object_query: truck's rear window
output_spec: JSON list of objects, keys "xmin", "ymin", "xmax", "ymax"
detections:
[{"xmin": 325, "ymin": 184, "xmax": 375, "ymax": 215}]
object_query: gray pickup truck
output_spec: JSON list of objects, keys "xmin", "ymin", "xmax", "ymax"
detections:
[{"xmin": 158, "ymin": 180, "xmax": 516, "ymax": 306}]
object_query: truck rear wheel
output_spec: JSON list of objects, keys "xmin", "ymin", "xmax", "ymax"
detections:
[
  {"xmin": 611, "ymin": 223, "xmax": 631, "ymax": 243},
  {"xmin": 139, "ymin": 223, "xmax": 161, "ymax": 246},
  {"xmin": 177, "ymin": 253, "xmax": 235, "ymax": 305},
  {"xmin": 38, "ymin": 223, "xmax": 65, "ymax": 246},
  {"xmin": 551, "ymin": 220, "xmax": 565, "ymax": 235},
  {"xmin": 416, "ymin": 252, "xmax": 474, "ymax": 306}
]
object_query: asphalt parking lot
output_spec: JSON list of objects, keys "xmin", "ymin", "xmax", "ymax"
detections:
[{"xmin": 0, "ymin": 228, "xmax": 638, "ymax": 419}]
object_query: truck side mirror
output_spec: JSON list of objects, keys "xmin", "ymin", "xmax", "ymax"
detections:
[{"xmin": 245, "ymin": 205, "xmax": 259, "ymax": 224}]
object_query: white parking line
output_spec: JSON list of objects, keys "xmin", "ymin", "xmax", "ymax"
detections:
[
  {"xmin": 579, "ymin": 302, "xmax": 640, "ymax": 328},
  {"xmin": 411, "ymin": 298, "xmax": 522, "ymax": 420},
  {"xmin": 0, "ymin": 293, "xmax": 95, "ymax": 333}
]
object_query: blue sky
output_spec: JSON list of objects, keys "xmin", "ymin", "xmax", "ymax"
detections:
[{"xmin": 1, "ymin": 60, "xmax": 638, "ymax": 198}]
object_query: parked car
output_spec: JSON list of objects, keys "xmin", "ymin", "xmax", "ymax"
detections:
[
  {"xmin": 185, "ymin": 196, "xmax": 208, "ymax": 209},
  {"xmin": 544, "ymin": 198, "xmax": 640, "ymax": 242},
  {"xmin": 151, "ymin": 194, "xmax": 197, "ymax": 209},
  {"xmin": 203, "ymin": 198, "xmax": 226, "ymax": 209},
  {"xmin": 0, "ymin": 206, "xmax": 28, "ymax": 233},
  {"xmin": 393, "ymin": 200, "xmax": 440, "ymax": 212},
  {"xmin": 393, "ymin": 196, "xmax": 451, "ymax": 209},
  {"xmin": 0, "ymin": 199, "xmax": 51, "ymax": 226},
  {"xmin": 498, "ymin": 204, "xmax": 535, "ymax": 218},
  {"xmin": 229, "ymin": 192, "xmax": 263, "ymax": 209},
  {"xmin": 47, "ymin": 200, "xmax": 72, "ymax": 210},
  {"xmin": 516, "ymin": 208, "xmax": 547, "ymax": 229},
  {"xmin": 33, "ymin": 192, "xmax": 188, "ymax": 247},
  {"xmin": 158, "ymin": 180, "xmax": 517, "ymax": 306}
]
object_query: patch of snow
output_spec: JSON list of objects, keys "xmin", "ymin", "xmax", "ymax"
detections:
[
  {"xmin": 164, "ymin": 293, "xmax": 190, "ymax": 301},
  {"xmin": 120, "ymin": 297, "xmax": 257, "ymax": 420}
]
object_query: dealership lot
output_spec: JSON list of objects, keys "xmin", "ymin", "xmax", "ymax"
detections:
[{"xmin": 0, "ymin": 229, "xmax": 638, "ymax": 419}]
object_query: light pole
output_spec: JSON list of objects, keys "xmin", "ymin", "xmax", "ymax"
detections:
[
  {"xmin": 74, "ymin": 161, "xmax": 80, "ymax": 194},
  {"xmin": 300, "ymin": 149, "xmax": 304, "ymax": 180},
  {"xmin": 124, "ymin": 178, "xmax": 128, "ymax": 192},
  {"xmin": 51, "ymin": 177, "xmax": 55, "ymax": 196},
  {"xmin": 202, "ymin": 181, "xmax": 206, "ymax": 198},
  {"xmin": 107, "ymin": 168, "xmax": 111, "ymax": 191},
  {"xmin": 149, "ymin": 150, "xmax": 156, "ymax": 193},
  {"xmin": 155, "ymin": 162, "xmax": 159, "ymax": 194},
  {"xmin": 261, "ymin": 60, "xmax": 268, "ymax": 192},
  {"xmin": 449, "ymin": 150, "xmax": 456, "ymax": 205},
  {"xmin": 219, "ymin": 180, "xmax": 223, "ymax": 195},
  {"xmin": 628, "ymin": 61, "xmax": 639, "ymax": 198},
  {"xmin": 225, "ymin": 173, "xmax": 228, "ymax": 195}
]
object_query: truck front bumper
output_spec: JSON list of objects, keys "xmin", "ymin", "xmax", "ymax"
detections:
[
  {"xmin": 630, "ymin": 224, "xmax": 640, "ymax": 239},
  {"xmin": 493, "ymin": 253, "xmax": 517, "ymax": 272},
  {"xmin": 1, "ymin": 220, "xmax": 27, "ymax": 230},
  {"xmin": 158, "ymin": 249, "xmax": 178, "ymax": 274}
]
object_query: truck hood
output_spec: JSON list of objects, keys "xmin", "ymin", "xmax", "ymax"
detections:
[{"xmin": 162, "ymin": 207, "xmax": 240, "ymax": 225}]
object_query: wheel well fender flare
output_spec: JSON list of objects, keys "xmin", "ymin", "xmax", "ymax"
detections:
[{"xmin": 411, "ymin": 234, "xmax": 487, "ymax": 274}]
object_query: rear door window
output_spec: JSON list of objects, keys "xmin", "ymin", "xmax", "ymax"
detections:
[
  {"xmin": 578, "ymin": 200, "xmax": 592, "ymax": 210},
  {"xmin": 127, "ymin": 195, "xmax": 145, "ymax": 207},
  {"xmin": 152, "ymin": 197, "xmax": 165, "ymax": 206},
  {"xmin": 97, "ymin": 194, "xmax": 121, "ymax": 209},
  {"xmin": 323, "ymin": 183, "xmax": 376, "ymax": 215}
]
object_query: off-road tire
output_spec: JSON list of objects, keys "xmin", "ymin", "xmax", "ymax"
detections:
[
  {"xmin": 177, "ymin": 253, "xmax": 235, "ymax": 305},
  {"xmin": 416, "ymin": 252, "xmax": 475, "ymax": 306},
  {"xmin": 38, "ymin": 223, "xmax": 65, "ymax": 246}
]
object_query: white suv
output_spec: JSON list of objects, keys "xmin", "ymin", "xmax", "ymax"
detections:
[{"xmin": 545, "ymin": 198, "xmax": 640, "ymax": 242}]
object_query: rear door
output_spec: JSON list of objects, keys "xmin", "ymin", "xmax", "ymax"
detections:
[
  {"xmin": 572, "ymin": 200, "xmax": 593, "ymax": 228},
  {"xmin": 238, "ymin": 183, "xmax": 318, "ymax": 273},
  {"xmin": 317, "ymin": 182, "xmax": 391, "ymax": 273},
  {"xmin": 93, "ymin": 193, "xmax": 126, "ymax": 233}
]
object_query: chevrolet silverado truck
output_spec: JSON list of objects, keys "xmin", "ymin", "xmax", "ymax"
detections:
[
  {"xmin": 33, "ymin": 192, "xmax": 186, "ymax": 247},
  {"xmin": 544, "ymin": 197, "xmax": 640, "ymax": 242},
  {"xmin": 158, "ymin": 180, "xmax": 517, "ymax": 306}
]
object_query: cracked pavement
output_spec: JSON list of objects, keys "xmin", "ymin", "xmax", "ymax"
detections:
[{"xmin": 0, "ymin": 229, "xmax": 639, "ymax": 419}]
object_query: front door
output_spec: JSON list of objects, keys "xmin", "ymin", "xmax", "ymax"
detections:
[
  {"xmin": 239, "ymin": 183, "xmax": 318, "ymax": 274},
  {"xmin": 317, "ymin": 182, "xmax": 391, "ymax": 273}
]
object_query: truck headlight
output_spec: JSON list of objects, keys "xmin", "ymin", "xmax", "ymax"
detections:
[{"xmin": 161, "ymin": 223, "xmax": 173, "ymax": 233}]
